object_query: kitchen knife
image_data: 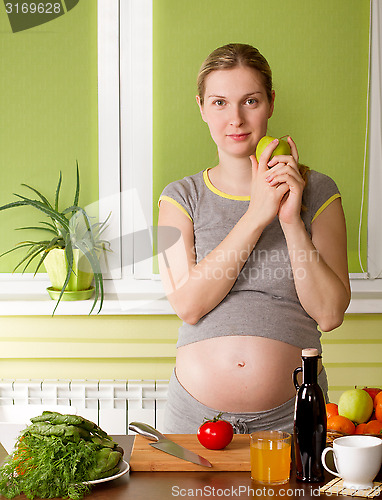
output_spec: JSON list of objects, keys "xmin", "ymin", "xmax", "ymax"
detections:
[{"xmin": 128, "ymin": 421, "xmax": 212, "ymax": 467}]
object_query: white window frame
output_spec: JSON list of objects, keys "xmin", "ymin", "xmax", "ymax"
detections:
[
  {"xmin": 0, "ymin": 0, "xmax": 381, "ymax": 315},
  {"xmin": 348, "ymin": 0, "xmax": 382, "ymax": 312},
  {"xmin": 98, "ymin": 0, "xmax": 160, "ymax": 286},
  {"xmin": 366, "ymin": 0, "xmax": 382, "ymax": 278}
]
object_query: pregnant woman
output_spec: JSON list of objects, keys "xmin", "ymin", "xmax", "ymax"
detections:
[{"xmin": 157, "ymin": 43, "xmax": 350, "ymax": 434}]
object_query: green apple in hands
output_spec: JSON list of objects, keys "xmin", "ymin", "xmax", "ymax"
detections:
[{"xmin": 255, "ymin": 135, "xmax": 291, "ymax": 163}]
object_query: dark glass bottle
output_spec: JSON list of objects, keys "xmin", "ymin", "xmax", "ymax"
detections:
[{"xmin": 293, "ymin": 348, "xmax": 327, "ymax": 482}]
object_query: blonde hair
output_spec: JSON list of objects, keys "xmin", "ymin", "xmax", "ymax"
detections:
[
  {"xmin": 197, "ymin": 43, "xmax": 310, "ymax": 183},
  {"xmin": 197, "ymin": 43, "xmax": 273, "ymax": 106}
]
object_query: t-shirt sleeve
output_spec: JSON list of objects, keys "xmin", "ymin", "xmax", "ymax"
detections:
[
  {"xmin": 158, "ymin": 177, "xmax": 197, "ymax": 222},
  {"xmin": 303, "ymin": 170, "xmax": 341, "ymax": 223}
]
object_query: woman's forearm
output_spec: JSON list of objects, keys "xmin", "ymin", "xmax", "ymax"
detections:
[
  {"xmin": 163, "ymin": 212, "xmax": 264, "ymax": 324},
  {"xmin": 281, "ymin": 218, "xmax": 350, "ymax": 331},
  {"xmin": 159, "ymin": 149, "xmax": 299, "ymax": 325}
]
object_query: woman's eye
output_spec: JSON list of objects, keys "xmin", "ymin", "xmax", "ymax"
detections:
[
  {"xmin": 214, "ymin": 100, "xmax": 225, "ymax": 107},
  {"xmin": 246, "ymin": 98, "xmax": 258, "ymax": 105}
]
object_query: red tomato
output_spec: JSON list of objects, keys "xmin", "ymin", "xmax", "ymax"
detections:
[{"xmin": 197, "ymin": 413, "xmax": 234, "ymax": 450}]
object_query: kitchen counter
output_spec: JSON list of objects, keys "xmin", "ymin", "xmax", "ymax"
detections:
[{"xmin": 1, "ymin": 435, "xmax": 381, "ymax": 499}]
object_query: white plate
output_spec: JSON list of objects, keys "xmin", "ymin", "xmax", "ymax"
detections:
[{"xmin": 83, "ymin": 460, "xmax": 130, "ymax": 485}]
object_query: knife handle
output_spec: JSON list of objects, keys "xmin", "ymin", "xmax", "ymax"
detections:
[{"xmin": 128, "ymin": 421, "xmax": 166, "ymax": 442}]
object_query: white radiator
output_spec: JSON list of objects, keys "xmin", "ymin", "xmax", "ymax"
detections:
[{"xmin": 0, "ymin": 379, "xmax": 169, "ymax": 434}]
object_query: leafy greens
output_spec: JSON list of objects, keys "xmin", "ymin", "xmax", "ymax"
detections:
[{"xmin": 0, "ymin": 412, "xmax": 123, "ymax": 499}]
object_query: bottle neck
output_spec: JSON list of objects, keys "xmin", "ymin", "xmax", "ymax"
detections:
[{"xmin": 302, "ymin": 355, "xmax": 319, "ymax": 384}]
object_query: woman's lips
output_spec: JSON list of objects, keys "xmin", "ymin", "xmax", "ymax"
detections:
[{"xmin": 228, "ymin": 133, "xmax": 250, "ymax": 141}]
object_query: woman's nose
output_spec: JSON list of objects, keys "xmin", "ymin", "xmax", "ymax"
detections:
[{"xmin": 230, "ymin": 106, "xmax": 244, "ymax": 127}]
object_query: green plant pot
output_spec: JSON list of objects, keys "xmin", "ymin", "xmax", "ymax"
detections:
[
  {"xmin": 43, "ymin": 248, "xmax": 94, "ymax": 295},
  {"xmin": 47, "ymin": 286, "xmax": 95, "ymax": 301}
]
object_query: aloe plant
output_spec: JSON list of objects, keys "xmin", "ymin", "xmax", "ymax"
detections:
[{"xmin": 0, "ymin": 162, "xmax": 110, "ymax": 314}]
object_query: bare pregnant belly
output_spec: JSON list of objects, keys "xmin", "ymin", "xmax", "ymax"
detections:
[{"xmin": 175, "ymin": 336, "xmax": 304, "ymax": 412}]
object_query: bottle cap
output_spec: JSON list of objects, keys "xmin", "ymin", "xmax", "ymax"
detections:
[{"xmin": 302, "ymin": 348, "xmax": 318, "ymax": 357}]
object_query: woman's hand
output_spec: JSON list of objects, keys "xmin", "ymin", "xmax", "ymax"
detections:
[
  {"xmin": 247, "ymin": 138, "xmax": 290, "ymax": 229},
  {"xmin": 265, "ymin": 137, "xmax": 305, "ymax": 225}
]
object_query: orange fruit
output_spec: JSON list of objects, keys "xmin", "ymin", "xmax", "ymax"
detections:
[
  {"xmin": 375, "ymin": 404, "xmax": 382, "ymax": 423},
  {"xmin": 326, "ymin": 403, "xmax": 339, "ymax": 420},
  {"xmin": 374, "ymin": 391, "xmax": 382, "ymax": 422},
  {"xmin": 327, "ymin": 414, "xmax": 356, "ymax": 435},
  {"xmin": 365, "ymin": 420, "xmax": 382, "ymax": 435},
  {"xmin": 355, "ymin": 423, "xmax": 367, "ymax": 434},
  {"xmin": 374, "ymin": 391, "xmax": 382, "ymax": 409}
]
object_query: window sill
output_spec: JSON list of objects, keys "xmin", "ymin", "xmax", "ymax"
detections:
[
  {"xmin": 0, "ymin": 293, "xmax": 174, "ymax": 316},
  {"xmin": 0, "ymin": 274, "xmax": 175, "ymax": 316},
  {"xmin": 346, "ymin": 277, "xmax": 382, "ymax": 313},
  {"xmin": 0, "ymin": 275, "xmax": 382, "ymax": 316}
]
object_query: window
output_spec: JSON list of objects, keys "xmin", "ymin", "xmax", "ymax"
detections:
[
  {"xmin": 98, "ymin": 0, "xmax": 170, "ymax": 305},
  {"xmin": 96, "ymin": 0, "xmax": 382, "ymax": 314},
  {"xmin": 1, "ymin": 0, "xmax": 381, "ymax": 315},
  {"xmin": 349, "ymin": 0, "xmax": 382, "ymax": 312},
  {"xmin": 0, "ymin": 0, "xmax": 171, "ymax": 315}
]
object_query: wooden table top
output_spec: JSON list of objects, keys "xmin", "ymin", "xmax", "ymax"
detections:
[{"xmin": 1, "ymin": 434, "xmax": 381, "ymax": 499}]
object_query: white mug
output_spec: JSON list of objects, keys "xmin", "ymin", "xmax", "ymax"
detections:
[{"xmin": 321, "ymin": 435, "xmax": 382, "ymax": 490}]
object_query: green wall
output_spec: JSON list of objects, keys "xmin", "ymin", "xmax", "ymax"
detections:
[
  {"xmin": 0, "ymin": 0, "xmax": 98, "ymax": 272},
  {"xmin": 0, "ymin": 0, "xmax": 371, "ymax": 271},
  {"xmin": 153, "ymin": 0, "xmax": 370, "ymax": 273},
  {"xmin": 0, "ymin": 0, "xmax": 380, "ymax": 404}
]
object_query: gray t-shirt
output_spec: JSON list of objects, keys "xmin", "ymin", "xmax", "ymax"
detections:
[{"xmin": 159, "ymin": 168, "xmax": 341, "ymax": 352}]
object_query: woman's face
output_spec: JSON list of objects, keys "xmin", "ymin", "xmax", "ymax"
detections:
[{"xmin": 196, "ymin": 65, "xmax": 275, "ymax": 160}]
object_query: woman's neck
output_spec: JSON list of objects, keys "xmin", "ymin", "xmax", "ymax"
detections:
[{"xmin": 209, "ymin": 154, "xmax": 253, "ymax": 196}]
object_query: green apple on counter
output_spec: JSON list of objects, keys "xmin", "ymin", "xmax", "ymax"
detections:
[
  {"xmin": 338, "ymin": 388, "xmax": 374, "ymax": 424},
  {"xmin": 255, "ymin": 135, "xmax": 291, "ymax": 163}
]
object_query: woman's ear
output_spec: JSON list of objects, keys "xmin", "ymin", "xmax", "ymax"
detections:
[
  {"xmin": 268, "ymin": 90, "xmax": 276, "ymax": 119},
  {"xmin": 196, "ymin": 95, "xmax": 207, "ymax": 123}
]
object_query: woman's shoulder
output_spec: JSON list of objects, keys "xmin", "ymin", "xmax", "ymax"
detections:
[
  {"xmin": 304, "ymin": 169, "xmax": 340, "ymax": 197},
  {"xmin": 158, "ymin": 170, "xmax": 206, "ymax": 221},
  {"xmin": 303, "ymin": 169, "xmax": 341, "ymax": 223},
  {"xmin": 306, "ymin": 168, "xmax": 337, "ymax": 184},
  {"xmin": 160, "ymin": 170, "xmax": 205, "ymax": 198}
]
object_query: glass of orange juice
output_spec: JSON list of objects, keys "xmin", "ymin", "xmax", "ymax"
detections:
[{"xmin": 250, "ymin": 430, "xmax": 292, "ymax": 485}]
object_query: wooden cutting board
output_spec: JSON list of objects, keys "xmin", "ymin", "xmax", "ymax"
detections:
[{"xmin": 129, "ymin": 434, "xmax": 251, "ymax": 471}]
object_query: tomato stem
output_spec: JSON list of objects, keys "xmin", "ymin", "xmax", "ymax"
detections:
[{"xmin": 203, "ymin": 412, "xmax": 224, "ymax": 423}]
